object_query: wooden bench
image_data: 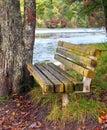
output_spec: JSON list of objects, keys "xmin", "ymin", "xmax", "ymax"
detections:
[{"xmin": 27, "ymin": 41, "xmax": 102, "ymax": 106}]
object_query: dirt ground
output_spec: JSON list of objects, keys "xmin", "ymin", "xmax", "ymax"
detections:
[{"xmin": 0, "ymin": 93, "xmax": 106, "ymax": 130}]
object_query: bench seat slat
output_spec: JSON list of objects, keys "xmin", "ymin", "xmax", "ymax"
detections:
[
  {"xmin": 55, "ymin": 54, "xmax": 95, "ymax": 79},
  {"xmin": 56, "ymin": 48, "xmax": 97, "ymax": 67},
  {"xmin": 42, "ymin": 63, "xmax": 74, "ymax": 92},
  {"xmin": 58, "ymin": 41, "xmax": 101, "ymax": 58},
  {"xmin": 48, "ymin": 63, "xmax": 78, "ymax": 83},
  {"xmin": 27, "ymin": 64, "xmax": 54, "ymax": 93},
  {"xmin": 35, "ymin": 64, "xmax": 64, "ymax": 93},
  {"xmin": 48, "ymin": 63, "xmax": 83, "ymax": 91}
]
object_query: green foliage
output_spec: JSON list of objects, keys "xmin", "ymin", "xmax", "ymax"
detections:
[
  {"xmin": 92, "ymin": 43, "xmax": 107, "ymax": 91},
  {"xmin": 80, "ymin": 0, "xmax": 102, "ymax": 16},
  {"xmin": 19, "ymin": 0, "xmax": 105, "ymax": 28},
  {"xmin": 36, "ymin": 0, "xmax": 104, "ymax": 28},
  {"xmin": 0, "ymin": 95, "xmax": 9, "ymax": 104}
]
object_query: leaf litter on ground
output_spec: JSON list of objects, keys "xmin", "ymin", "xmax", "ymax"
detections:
[{"xmin": 0, "ymin": 92, "xmax": 106, "ymax": 130}]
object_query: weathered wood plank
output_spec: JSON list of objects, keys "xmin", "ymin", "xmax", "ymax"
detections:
[
  {"xmin": 48, "ymin": 63, "xmax": 78, "ymax": 83},
  {"xmin": 56, "ymin": 48, "xmax": 97, "ymax": 67},
  {"xmin": 58, "ymin": 41, "xmax": 101, "ymax": 58},
  {"xmin": 54, "ymin": 54, "xmax": 95, "ymax": 78},
  {"xmin": 48, "ymin": 63, "xmax": 83, "ymax": 91},
  {"xmin": 35, "ymin": 63, "xmax": 64, "ymax": 93},
  {"xmin": 42, "ymin": 63, "xmax": 74, "ymax": 92},
  {"xmin": 27, "ymin": 64, "xmax": 54, "ymax": 93}
]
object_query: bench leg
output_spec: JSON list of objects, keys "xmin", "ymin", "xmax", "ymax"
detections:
[
  {"xmin": 83, "ymin": 77, "xmax": 91, "ymax": 92},
  {"xmin": 60, "ymin": 64, "xmax": 69, "ymax": 107},
  {"xmin": 62, "ymin": 93, "xmax": 69, "ymax": 107}
]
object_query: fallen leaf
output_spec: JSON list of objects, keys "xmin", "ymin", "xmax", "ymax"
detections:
[
  {"xmin": 2, "ymin": 120, "xmax": 9, "ymax": 126},
  {"xmin": 98, "ymin": 116, "xmax": 103, "ymax": 124},
  {"xmin": 5, "ymin": 110, "xmax": 9, "ymax": 113},
  {"xmin": 21, "ymin": 112, "xmax": 26, "ymax": 115},
  {"xmin": 99, "ymin": 109, "xmax": 106, "ymax": 115},
  {"xmin": 16, "ymin": 103, "xmax": 21, "ymax": 107},
  {"xmin": 29, "ymin": 121, "xmax": 42, "ymax": 128},
  {"xmin": 35, "ymin": 121, "xmax": 42, "ymax": 128},
  {"xmin": 94, "ymin": 126, "xmax": 101, "ymax": 130},
  {"xmin": 10, "ymin": 128, "xmax": 15, "ymax": 130},
  {"xmin": 12, "ymin": 111, "xmax": 16, "ymax": 116},
  {"xmin": 11, "ymin": 93, "xmax": 17, "ymax": 97},
  {"xmin": 81, "ymin": 125, "xmax": 86, "ymax": 129},
  {"xmin": 77, "ymin": 128, "xmax": 81, "ymax": 130},
  {"xmin": 98, "ymin": 114, "xmax": 107, "ymax": 124}
]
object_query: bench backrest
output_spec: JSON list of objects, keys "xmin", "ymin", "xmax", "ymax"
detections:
[{"xmin": 55, "ymin": 41, "xmax": 101, "ymax": 92}]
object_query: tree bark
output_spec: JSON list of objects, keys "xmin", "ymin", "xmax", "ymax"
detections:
[
  {"xmin": 23, "ymin": 0, "xmax": 36, "ymax": 64},
  {"xmin": 23, "ymin": 0, "xmax": 36, "ymax": 84},
  {"xmin": 101, "ymin": 0, "xmax": 107, "ymax": 33},
  {"xmin": 0, "ymin": 0, "xmax": 36, "ymax": 96}
]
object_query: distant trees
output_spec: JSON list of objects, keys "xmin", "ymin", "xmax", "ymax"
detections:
[
  {"xmin": 73, "ymin": 0, "xmax": 107, "ymax": 31},
  {"xmin": 36, "ymin": 0, "xmax": 83, "ymax": 28},
  {"xmin": 36, "ymin": 0, "xmax": 106, "ymax": 28}
]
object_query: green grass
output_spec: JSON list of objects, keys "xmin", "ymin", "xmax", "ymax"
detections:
[
  {"xmin": 0, "ymin": 95, "xmax": 9, "ymax": 104},
  {"xmin": 29, "ymin": 87, "xmax": 107, "ymax": 123},
  {"xmin": 92, "ymin": 43, "xmax": 107, "ymax": 91}
]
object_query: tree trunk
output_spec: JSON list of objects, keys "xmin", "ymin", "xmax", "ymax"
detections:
[
  {"xmin": 23, "ymin": 0, "xmax": 36, "ymax": 84},
  {"xmin": 0, "ymin": 0, "xmax": 36, "ymax": 96},
  {"xmin": 23, "ymin": 0, "xmax": 36, "ymax": 64}
]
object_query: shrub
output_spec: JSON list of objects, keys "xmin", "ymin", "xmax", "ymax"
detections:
[{"xmin": 45, "ymin": 18, "xmax": 67, "ymax": 28}]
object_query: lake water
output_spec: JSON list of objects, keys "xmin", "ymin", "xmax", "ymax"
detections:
[{"xmin": 33, "ymin": 28, "xmax": 107, "ymax": 64}]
